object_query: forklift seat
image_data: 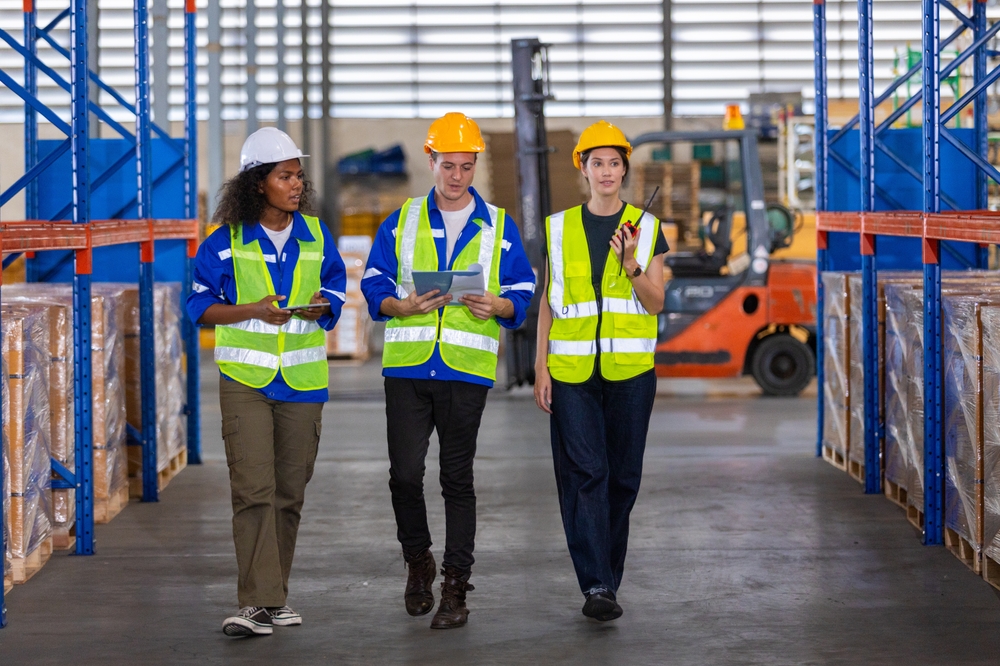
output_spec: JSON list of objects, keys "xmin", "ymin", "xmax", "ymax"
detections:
[{"xmin": 665, "ymin": 210, "xmax": 732, "ymax": 278}]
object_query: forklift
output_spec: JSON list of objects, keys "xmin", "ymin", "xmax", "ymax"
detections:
[{"xmin": 505, "ymin": 38, "xmax": 817, "ymax": 396}]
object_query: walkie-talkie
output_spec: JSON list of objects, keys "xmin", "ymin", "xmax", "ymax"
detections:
[{"xmin": 619, "ymin": 186, "xmax": 660, "ymax": 275}]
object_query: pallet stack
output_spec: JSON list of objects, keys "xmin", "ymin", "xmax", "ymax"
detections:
[
  {"xmin": 2, "ymin": 306, "xmax": 54, "ymax": 586},
  {"xmin": 820, "ymin": 272, "xmax": 851, "ymax": 470},
  {"xmin": 327, "ymin": 236, "xmax": 373, "ymax": 362},
  {"xmin": 630, "ymin": 162, "xmax": 700, "ymax": 246},
  {"xmin": 109, "ymin": 283, "xmax": 188, "ymax": 499},
  {"xmin": 4, "ymin": 283, "xmax": 131, "ymax": 524}
]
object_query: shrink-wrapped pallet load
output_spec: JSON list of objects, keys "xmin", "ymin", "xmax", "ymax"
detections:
[
  {"xmin": 2, "ymin": 354, "xmax": 11, "ymax": 594},
  {"xmin": 979, "ymin": 305, "xmax": 1000, "ymax": 589},
  {"xmin": 2, "ymin": 307, "xmax": 54, "ymax": 583},
  {"xmin": 845, "ymin": 273, "xmax": 921, "ymax": 484},
  {"xmin": 3, "ymin": 296, "xmax": 75, "ymax": 548},
  {"xmin": 4, "ymin": 284, "xmax": 129, "ymax": 523},
  {"xmin": 821, "ymin": 272, "xmax": 851, "ymax": 470},
  {"xmin": 328, "ymin": 238, "xmax": 373, "ymax": 360},
  {"xmin": 941, "ymin": 293, "xmax": 1000, "ymax": 574},
  {"xmin": 103, "ymin": 283, "xmax": 188, "ymax": 497}
]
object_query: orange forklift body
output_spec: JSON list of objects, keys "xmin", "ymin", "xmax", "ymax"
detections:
[{"xmin": 654, "ymin": 261, "xmax": 817, "ymax": 379}]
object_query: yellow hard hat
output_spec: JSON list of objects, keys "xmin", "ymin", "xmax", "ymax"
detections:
[
  {"xmin": 573, "ymin": 120, "xmax": 632, "ymax": 169},
  {"xmin": 424, "ymin": 112, "xmax": 486, "ymax": 154}
]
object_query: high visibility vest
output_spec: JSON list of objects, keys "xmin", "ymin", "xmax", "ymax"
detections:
[
  {"xmin": 214, "ymin": 215, "xmax": 329, "ymax": 391},
  {"xmin": 545, "ymin": 204, "xmax": 658, "ymax": 383},
  {"xmin": 383, "ymin": 196, "xmax": 505, "ymax": 382}
]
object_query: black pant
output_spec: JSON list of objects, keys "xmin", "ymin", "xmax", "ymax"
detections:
[
  {"xmin": 550, "ymin": 370, "xmax": 657, "ymax": 595},
  {"xmin": 385, "ymin": 377, "xmax": 490, "ymax": 573}
]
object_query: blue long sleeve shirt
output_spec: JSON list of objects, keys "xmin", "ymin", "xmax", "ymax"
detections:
[
  {"xmin": 186, "ymin": 212, "xmax": 347, "ymax": 402},
  {"xmin": 361, "ymin": 186, "xmax": 536, "ymax": 388}
]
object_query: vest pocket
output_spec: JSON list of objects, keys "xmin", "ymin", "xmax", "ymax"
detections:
[{"xmin": 222, "ymin": 416, "xmax": 244, "ymax": 466}]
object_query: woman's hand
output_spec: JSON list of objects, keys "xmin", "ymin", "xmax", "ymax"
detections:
[
  {"xmin": 253, "ymin": 294, "xmax": 292, "ymax": 326},
  {"xmin": 294, "ymin": 292, "xmax": 331, "ymax": 321},
  {"xmin": 609, "ymin": 225, "xmax": 641, "ymax": 275},
  {"xmin": 534, "ymin": 365, "xmax": 553, "ymax": 414}
]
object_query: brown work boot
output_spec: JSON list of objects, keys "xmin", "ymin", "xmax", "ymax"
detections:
[
  {"xmin": 430, "ymin": 567, "xmax": 475, "ymax": 630},
  {"xmin": 404, "ymin": 550, "xmax": 436, "ymax": 616}
]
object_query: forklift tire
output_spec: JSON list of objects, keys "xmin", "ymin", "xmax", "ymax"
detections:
[{"xmin": 750, "ymin": 334, "xmax": 815, "ymax": 397}]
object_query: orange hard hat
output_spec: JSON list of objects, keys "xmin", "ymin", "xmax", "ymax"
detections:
[
  {"xmin": 424, "ymin": 112, "xmax": 486, "ymax": 154},
  {"xmin": 572, "ymin": 120, "xmax": 632, "ymax": 169}
]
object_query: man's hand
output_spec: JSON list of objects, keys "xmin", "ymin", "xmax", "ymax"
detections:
[
  {"xmin": 459, "ymin": 292, "xmax": 514, "ymax": 321},
  {"xmin": 253, "ymin": 294, "xmax": 292, "ymax": 326},
  {"xmin": 381, "ymin": 289, "xmax": 453, "ymax": 318},
  {"xmin": 293, "ymin": 292, "xmax": 331, "ymax": 321}
]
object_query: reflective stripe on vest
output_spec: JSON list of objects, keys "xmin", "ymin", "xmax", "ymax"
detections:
[
  {"xmin": 546, "ymin": 205, "xmax": 659, "ymax": 383},
  {"xmin": 214, "ymin": 215, "xmax": 329, "ymax": 391},
  {"xmin": 384, "ymin": 196, "xmax": 505, "ymax": 381}
]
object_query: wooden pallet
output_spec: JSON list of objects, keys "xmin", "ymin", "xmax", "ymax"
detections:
[
  {"xmin": 848, "ymin": 459, "xmax": 864, "ymax": 484},
  {"xmin": 983, "ymin": 551, "xmax": 1000, "ymax": 592},
  {"xmin": 52, "ymin": 524, "xmax": 76, "ymax": 551},
  {"xmin": 129, "ymin": 448, "xmax": 188, "ymax": 498},
  {"xmin": 945, "ymin": 527, "xmax": 982, "ymax": 575},
  {"xmin": 95, "ymin": 484, "xmax": 130, "ymax": 524},
  {"xmin": 821, "ymin": 444, "xmax": 847, "ymax": 471},
  {"xmin": 4, "ymin": 573, "xmax": 12, "ymax": 595},
  {"xmin": 884, "ymin": 478, "xmax": 908, "ymax": 510},
  {"xmin": 11, "ymin": 535, "xmax": 53, "ymax": 584},
  {"xmin": 907, "ymin": 503, "xmax": 925, "ymax": 531}
]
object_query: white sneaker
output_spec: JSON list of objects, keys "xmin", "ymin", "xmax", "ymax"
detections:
[
  {"xmin": 268, "ymin": 605, "xmax": 302, "ymax": 626},
  {"xmin": 222, "ymin": 606, "xmax": 274, "ymax": 636}
]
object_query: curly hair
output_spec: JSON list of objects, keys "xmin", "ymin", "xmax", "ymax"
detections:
[{"xmin": 212, "ymin": 162, "xmax": 316, "ymax": 228}]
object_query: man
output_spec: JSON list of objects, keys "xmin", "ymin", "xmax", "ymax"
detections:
[{"xmin": 361, "ymin": 112, "xmax": 535, "ymax": 629}]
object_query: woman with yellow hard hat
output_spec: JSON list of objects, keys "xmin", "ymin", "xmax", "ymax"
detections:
[{"xmin": 533, "ymin": 120, "xmax": 668, "ymax": 622}]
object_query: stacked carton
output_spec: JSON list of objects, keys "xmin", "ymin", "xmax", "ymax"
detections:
[
  {"xmin": 2, "ymin": 306, "xmax": 54, "ymax": 583},
  {"xmin": 821, "ymin": 272, "xmax": 850, "ymax": 470},
  {"xmin": 99, "ymin": 283, "xmax": 188, "ymax": 498},
  {"xmin": 327, "ymin": 236, "xmax": 373, "ymax": 359},
  {"xmin": 4, "ymin": 283, "xmax": 129, "ymax": 523},
  {"xmin": 2, "ymin": 296, "xmax": 75, "ymax": 549},
  {"xmin": 980, "ymin": 306, "xmax": 1000, "ymax": 587}
]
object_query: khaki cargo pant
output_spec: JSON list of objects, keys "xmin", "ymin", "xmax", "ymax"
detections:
[{"xmin": 220, "ymin": 376, "xmax": 323, "ymax": 608}]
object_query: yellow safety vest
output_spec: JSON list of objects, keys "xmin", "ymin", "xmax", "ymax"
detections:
[
  {"xmin": 383, "ymin": 196, "xmax": 505, "ymax": 381},
  {"xmin": 214, "ymin": 215, "xmax": 329, "ymax": 391},
  {"xmin": 546, "ymin": 204, "xmax": 658, "ymax": 383}
]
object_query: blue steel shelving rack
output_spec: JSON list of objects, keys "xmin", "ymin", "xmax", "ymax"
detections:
[
  {"xmin": 0, "ymin": 0, "xmax": 202, "ymax": 627},
  {"xmin": 814, "ymin": 0, "xmax": 999, "ymax": 546}
]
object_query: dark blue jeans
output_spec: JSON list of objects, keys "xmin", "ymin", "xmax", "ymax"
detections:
[{"xmin": 550, "ymin": 369, "xmax": 657, "ymax": 596}]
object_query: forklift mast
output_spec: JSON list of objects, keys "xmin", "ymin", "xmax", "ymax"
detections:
[{"xmin": 506, "ymin": 38, "xmax": 553, "ymax": 388}]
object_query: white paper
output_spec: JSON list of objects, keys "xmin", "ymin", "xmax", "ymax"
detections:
[{"xmin": 412, "ymin": 262, "xmax": 485, "ymax": 305}]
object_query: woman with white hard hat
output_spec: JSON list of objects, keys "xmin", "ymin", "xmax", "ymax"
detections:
[
  {"xmin": 186, "ymin": 127, "xmax": 347, "ymax": 637},
  {"xmin": 533, "ymin": 120, "xmax": 668, "ymax": 622}
]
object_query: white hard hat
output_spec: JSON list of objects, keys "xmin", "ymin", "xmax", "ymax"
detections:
[{"xmin": 239, "ymin": 127, "xmax": 309, "ymax": 173}]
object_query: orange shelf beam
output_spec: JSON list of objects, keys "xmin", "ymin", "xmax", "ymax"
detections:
[
  {"xmin": 0, "ymin": 219, "xmax": 198, "ymax": 253},
  {"xmin": 817, "ymin": 210, "xmax": 1000, "ymax": 244}
]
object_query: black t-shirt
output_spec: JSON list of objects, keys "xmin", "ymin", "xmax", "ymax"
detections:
[{"xmin": 581, "ymin": 202, "xmax": 670, "ymax": 297}]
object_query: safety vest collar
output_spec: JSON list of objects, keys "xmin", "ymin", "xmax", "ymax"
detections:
[
  {"xmin": 240, "ymin": 211, "xmax": 318, "ymax": 246},
  {"xmin": 425, "ymin": 185, "xmax": 496, "ymax": 228}
]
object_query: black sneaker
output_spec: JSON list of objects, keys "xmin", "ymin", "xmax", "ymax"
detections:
[
  {"xmin": 582, "ymin": 591, "xmax": 623, "ymax": 622},
  {"xmin": 222, "ymin": 606, "xmax": 274, "ymax": 636},
  {"xmin": 267, "ymin": 605, "xmax": 302, "ymax": 626}
]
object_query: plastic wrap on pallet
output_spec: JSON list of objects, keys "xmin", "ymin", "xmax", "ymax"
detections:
[
  {"xmin": 1, "ymin": 307, "xmax": 53, "ymax": 561},
  {"xmin": 821, "ymin": 272, "xmax": 851, "ymax": 462},
  {"xmin": 3, "ymin": 352, "xmax": 10, "ymax": 585},
  {"xmin": 110, "ymin": 283, "xmax": 187, "ymax": 482},
  {"xmin": 4, "ymin": 284, "xmax": 128, "ymax": 501},
  {"xmin": 942, "ymin": 293, "xmax": 996, "ymax": 556},
  {"xmin": 2, "ymin": 296, "xmax": 75, "ymax": 536},
  {"xmin": 847, "ymin": 275, "xmax": 864, "ymax": 468},
  {"xmin": 883, "ymin": 283, "xmax": 922, "ymax": 503},
  {"xmin": 981, "ymin": 306, "xmax": 1000, "ymax": 566}
]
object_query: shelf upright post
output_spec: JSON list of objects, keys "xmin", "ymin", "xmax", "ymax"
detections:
[
  {"xmin": 922, "ymin": 0, "xmax": 944, "ymax": 545},
  {"xmin": 24, "ymin": 0, "xmax": 38, "ymax": 283},
  {"xmin": 814, "ymin": 0, "xmax": 828, "ymax": 458},
  {"xmin": 135, "ymin": 0, "xmax": 159, "ymax": 502},
  {"xmin": 71, "ymin": 0, "xmax": 96, "ymax": 556},
  {"xmin": 858, "ymin": 0, "xmax": 880, "ymax": 494},
  {"xmin": 184, "ymin": 0, "xmax": 201, "ymax": 464},
  {"xmin": 973, "ymin": 0, "xmax": 990, "ymax": 268}
]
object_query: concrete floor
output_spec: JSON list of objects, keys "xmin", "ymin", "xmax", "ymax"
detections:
[{"xmin": 2, "ymin": 353, "xmax": 1000, "ymax": 665}]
